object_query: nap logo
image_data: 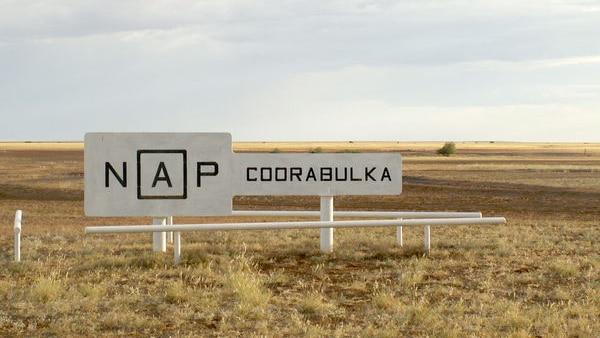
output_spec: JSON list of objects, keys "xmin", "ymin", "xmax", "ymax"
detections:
[{"xmin": 137, "ymin": 150, "xmax": 187, "ymax": 200}]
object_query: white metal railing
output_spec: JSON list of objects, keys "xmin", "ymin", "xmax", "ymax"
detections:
[
  {"xmin": 232, "ymin": 210, "xmax": 484, "ymax": 249},
  {"xmin": 86, "ymin": 217, "xmax": 506, "ymax": 233},
  {"xmin": 231, "ymin": 210, "xmax": 482, "ymax": 218},
  {"xmin": 11, "ymin": 206, "xmax": 504, "ymax": 265},
  {"xmin": 85, "ymin": 211, "xmax": 506, "ymax": 265}
]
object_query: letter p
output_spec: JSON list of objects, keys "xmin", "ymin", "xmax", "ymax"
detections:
[{"xmin": 197, "ymin": 162, "xmax": 219, "ymax": 187}]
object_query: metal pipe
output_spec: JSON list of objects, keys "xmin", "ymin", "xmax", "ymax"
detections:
[
  {"xmin": 396, "ymin": 219, "xmax": 403, "ymax": 247},
  {"xmin": 14, "ymin": 210, "xmax": 22, "ymax": 262},
  {"xmin": 424, "ymin": 225, "xmax": 431, "ymax": 252},
  {"xmin": 86, "ymin": 217, "xmax": 506, "ymax": 234},
  {"xmin": 174, "ymin": 231, "xmax": 181, "ymax": 265},
  {"xmin": 152, "ymin": 217, "xmax": 167, "ymax": 252},
  {"xmin": 167, "ymin": 216, "xmax": 174, "ymax": 244},
  {"xmin": 320, "ymin": 196, "xmax": 334, "ymax": 252},
  {"xmin": 231, "ymin": 210, "xmax": 482, "ymax": 219}
]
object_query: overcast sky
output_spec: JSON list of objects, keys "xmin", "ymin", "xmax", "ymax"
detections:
[{"xmin": 1, "ymin": 0, "xmax": 599, "ymax": 142}]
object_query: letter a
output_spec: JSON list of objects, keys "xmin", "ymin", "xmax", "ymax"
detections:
[
  {"xmin": 152, "ymin": 162, "xmax": 173, "ymax": 187},
  {"xmin": 381, "ymin": 167, "xmax": 392, "ymax": 181}
]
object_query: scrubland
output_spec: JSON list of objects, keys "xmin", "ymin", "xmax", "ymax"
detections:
[{"xmin": 1, "ymin": 141, "xmax": 599, "ymax": 337}]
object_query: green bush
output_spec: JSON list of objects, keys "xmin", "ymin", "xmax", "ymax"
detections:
[{"xmin": 437, "ymin": 142, "xmax": 456, "ymax": 156}]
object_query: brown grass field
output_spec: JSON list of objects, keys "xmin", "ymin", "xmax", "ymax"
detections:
[{"xmin": 1, "ymin": 141, "xmax": 600, "ymax": 337}]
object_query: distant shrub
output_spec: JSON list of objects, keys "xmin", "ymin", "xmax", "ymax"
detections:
[
  {"xmin": 310, "ymin": 147, "xmax": 323, "ymax": 153},
  {"xmin": 437, "ymin": 142, "xmax": 456, "ymax": 156}
]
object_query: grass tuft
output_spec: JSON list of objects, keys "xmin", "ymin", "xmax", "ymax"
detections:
[
  {"xmin": 165, "ymin": 280, "xmax": 189, "ymax": 304},
  {"xmin": 371, "ymin": 290, "xmax": 398, "ymax": 310},
  {"xmin": 29, "ymin": 277, "xmax": 62, "ymax": 303},
  {"xmin": 78, "ymin": 283, "xmax": 105, "ymax": 300},
  {"xmin": 547, "ymin": 258, "xmax": 579, "ymax": 279},
  {"xmin": 299, "ymin": 292, "xmax": 339, "ymax": 320}
]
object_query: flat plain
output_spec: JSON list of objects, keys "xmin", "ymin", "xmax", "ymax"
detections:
[{"xmin": 1, "ymin": 141, "xmax": 599, "ymax": 337}]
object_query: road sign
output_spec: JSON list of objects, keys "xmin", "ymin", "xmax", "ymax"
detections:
[
  {"xmin": 84, "ymin": 133, "xmax": 402, "ymax": 216},
  {"xmin": 84, "ymin": 133, "xmax": 232, "ymax": 216},
  {"xmin": 233, "ymin": 153, "xmax": 401, "ymax": 196}
]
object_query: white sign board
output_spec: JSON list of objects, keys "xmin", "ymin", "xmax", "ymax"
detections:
[
  {"xmin": 233, "ymin": 153, "xmax": 401, "ymax": 196},
  {"xmin": 84, "ymin": 133, "xmax": 233, "ymax": 216},
  {"xmin": 84, "ymin": 132, "xmax": 402, "ymax": 216}
]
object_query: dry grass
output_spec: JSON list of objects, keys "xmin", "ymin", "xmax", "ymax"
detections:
[
  {"xmin": 1, "ymin": 142, "xmax": 600, "ymax": 336},
  {"xmin": 0, "ymin": 142, "xmax": 83, "ymax": 151}
]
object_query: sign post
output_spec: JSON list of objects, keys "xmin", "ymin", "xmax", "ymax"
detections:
[
  {"xmin": 320, "ymin": 196, "xmax": 334, "ymax": 252},
  {"xmin": 153, "ymin": 217, "xmax": 167, "ymax": 252}
]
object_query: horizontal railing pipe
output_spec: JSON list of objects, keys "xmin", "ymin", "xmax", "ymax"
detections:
[
  {"xmin": 231, "ymin": 211, "xmax": 482, "ymax": 218},
  {"xmin": 86, "ymin": 217, "xmax": 506, "ymax": 234}
]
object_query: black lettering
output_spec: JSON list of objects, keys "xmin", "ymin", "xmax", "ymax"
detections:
[
  {"xmin": 197, "ymin": 161, "xmax": 219, "ymax": 187},
  {"xmin": 261, "ymin": 167, "xmax": 272, "ymax": 181},
  {"xmin": 365, "ymin": 167, "xmax": 376, "ymax": 181},
  {"xmin": 350, "ymin": 167, "xmax": 362, "ymax": 181},
  {"xmin": 247, "ymin": 167, "xmax": 257, "ymax": 182},
  {"xmin": 275, "ymin": 167, "xmax": 287, "ymax": 181},
  {"xmin": 335, "ymin": 167, "xmax": 347, "ymax": 181},
  {"xmin": 321, "ymin": 167, "xmax": 332, "ymax": 181},
  {"xmin": 306, "ymin": 168, "xmax": 317, "ymax": 181},
  {"xmin": 105, "ymin": 162, "xmax": 127, "ymax": 187},
  {"xmin": 152, "ymin": 162, "xmax": 172, "ymax": 187},
  {"xmin": 290, "ymin": 167, "xmax": 302, "ymax": 181},
  {"xmin": 381, "ymin": 167, "xmax": 392, "ymax": 181}
]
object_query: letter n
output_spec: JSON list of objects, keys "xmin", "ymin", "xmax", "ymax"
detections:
[{"xmin": 105, "ymin": 162, "xmax": 127, "ymax": 187}]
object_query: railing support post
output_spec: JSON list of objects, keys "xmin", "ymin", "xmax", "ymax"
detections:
[
  {"xmin": 424, "ymin": 225, "xmax": 431, "ymax": 253},
  {"xmin": 397, "ymin": 223, "xmax": 403, "ymax": 247},
  {"xmin": 174, "ymin": 231, "xmax": 181, "ymax": 265},
  {"xmin": 14, "ymin": 210, "xmax": 22, "ymax": 262}
]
